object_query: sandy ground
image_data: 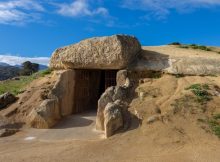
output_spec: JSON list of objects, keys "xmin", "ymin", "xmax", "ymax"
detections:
[
  {"xmin": 23, "ymin": 111, "xmax": 104, "ymax": 141},
  {"xmin": 142, "ymin": 45, "xmax": 220, "ymax": 58},
  {"xmin": 1, "ymin": 74, "xmax": 220, "ymax": 162}
]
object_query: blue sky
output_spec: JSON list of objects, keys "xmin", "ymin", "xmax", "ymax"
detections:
[{"xmin": 0, "ymin": 0, "xmax": 220, "ymax": 65}]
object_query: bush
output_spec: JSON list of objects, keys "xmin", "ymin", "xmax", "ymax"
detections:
[
  {"xmin": 185, "ymin": 84, "xmax": 212, "ymax": 103},
  {"xmin": 169, "ymin": 42, "xmax": 181, "ymax": 45},
  {"xmin": 179, "ymin": 44, "xmax": 212, "ymax": 51},
  {"xmin": 208, "ymin": 117, "xmax": 220, "ymax": 138},
  {"xmin": 19, "ymin": 61, "xmax": 39, "ymax": 76},
  {"xmin": 179, "ymin": 45, "xmax": 189, "ymax": 49}
]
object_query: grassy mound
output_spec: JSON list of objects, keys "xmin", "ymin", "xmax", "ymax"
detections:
[{"xmin": 0, "ymin": 69, "xmax": 52, "ymax": 95}]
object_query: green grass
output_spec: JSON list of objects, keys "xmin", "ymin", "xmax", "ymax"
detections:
[
  {"xmin": 185, "ymin": 84, "xmax": 212, "ymax": 103},
  {"xmin": 0, "ymin": 69, "xmax": 52, "ymax": 96},
  {"xmin": 179, "ymin": 44, "xmax": 212, "ymax": 52},
  {"xmin": 208, "ymin": 117, "xmax": 220, "ymax": 138}
]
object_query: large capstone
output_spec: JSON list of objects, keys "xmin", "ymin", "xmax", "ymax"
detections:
[{"xmin": 49, "ymin": 35, "xmax": 141, "ymax": 70}]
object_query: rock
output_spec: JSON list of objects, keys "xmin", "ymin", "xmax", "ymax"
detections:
[
  {"xmin": 50, "ymin": 35, "xmax": 141, "ymax": 70},
  {"xmin": 49, "ymin": 70, "xmax": 75, "ymax": 116},
  {"xmin": 27, "ymin": 99, "xmax": 60, "ymax": 129},
  {"xmin": 104, "ymin": 102, "xmax": 123, "ymax": 138},
  {"xmin": 154, "ymin": 107, "xmax": 161, "ymax": 114},
  {"xmin": 96, "ymin": 85, "xmax": 129, "ymax": 131},
  {"xmin": 96, "ymin": 87, "xmax": 114, "ymax": 130},
  {"xmin": 131, "ymin": 46, "xmax": 220, "ymax": 76},
  {"xmin": 114, "ymin": 100, "xmax": 131, "ymax": 130},
  {"xmin": 117, "ymin": 70, "xmax": 130, "ymax": 87},
  {"xmin": 0, "ymin": 128, "xmax": 18, "ymax": 137},
  {"xmin": 112, "ymin": 86, "xmax": 128, "ymax": 101},
  {"xmin": 146, "ymin": 115, "xmax": 160, "ymax": 124},
  {"xmin": 0, "ymin": 92, "xmax": 17, "ymax": 109}
]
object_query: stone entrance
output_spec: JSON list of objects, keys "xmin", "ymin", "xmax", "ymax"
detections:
[{"xmin": 72, "ymin": 70, "xmax": 117, "ymax": 113}]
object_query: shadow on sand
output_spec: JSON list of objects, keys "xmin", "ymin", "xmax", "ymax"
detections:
[{"xmin": 52, "ymin": 111, "xmax": 96, "ymax": 129}]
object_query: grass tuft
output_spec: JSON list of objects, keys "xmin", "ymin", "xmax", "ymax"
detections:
[
  {"xmin": 185, "ymin": 84, "xmax": 212, "ymax": 103},
  {"xmin": 208, "ymin": 118, "xmax": 220, "ymax": 138},
  {"xmin": 179, "ymin": 44, "xmax": 212, "ymax": 51}
]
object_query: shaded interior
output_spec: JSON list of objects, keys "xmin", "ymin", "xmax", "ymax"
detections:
[{"xmin": 72, "ymin": 70, "xmax": 117, "ymax": 113}]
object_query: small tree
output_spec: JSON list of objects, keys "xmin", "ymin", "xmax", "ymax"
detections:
[{"xmin": 20, "ymin": 61, "xmax": 39, "ymax": 76}]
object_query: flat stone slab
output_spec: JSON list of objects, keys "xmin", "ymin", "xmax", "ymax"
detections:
[
  {"xmin": 50, "ymin": 35, "xmax": 141, "ymax": 70},
  {"xmin": 131, "ymin": 46, "xmax": 220, "ymax": 75}
]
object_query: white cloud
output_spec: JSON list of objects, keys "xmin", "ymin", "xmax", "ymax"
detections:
[
  {"xmin": 122, "ymin": 0, "xmax": 220, "ymax": 18},
  {"xmin": 0, "ymin": 55, "xmax": 50, "ymax": 66},
  {"xmin": 0, "ymin": 0, "xmax": 44, "ymax": 25},
  {"xmin": 57, "ymin": 0, "xmax": 109, "ymax": 17}
]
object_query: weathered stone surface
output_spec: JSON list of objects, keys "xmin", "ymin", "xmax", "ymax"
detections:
[
  {"xmin": 0, "ymin": 92, "xmax": 17, "ymax": 109},
  {"xmin": 27, "ymin": 99, "xmax": 60, "ymax": 129},
  {"xmin": 146, "ymin": 115, "xmax": 160, "ymax": 124},
  {"xmin": 49, "ymin": 70, "xmax": 75, "ymax": 116},
  {"xmin": 116, "ymin": 70, "xmax": 128, "ymax": 86},
  {"xmin": 104, "ymin": 102, "xmax": 123, "ymax": 138},
  {"xmin": 96, "ymin": 87, "xmax": 114, "ymax": 130},
  {"xmin": 131, "ymin": 46, "xmax": 220, "ymax": 76},
  {"xmin": 50, "ymin": 35, "xmax": 141, "ymax": 70},
  {"xmin": 96, "ymin": 86, "xmax": 129, "ymax": 131}
]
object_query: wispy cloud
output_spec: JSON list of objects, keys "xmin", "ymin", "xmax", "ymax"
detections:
[
  {"xmin": 56, "ymin": 0, "xmax": 109, "ymax": 17},
  {"xmin": 122, "ymin": 0, "xmax": 220, "ymax": 19},
  {"xmin": 0, "ymin": 0, "xmax": 44, "ymax": 25},
  {"xmin": 0, "ymin": 54, "xmax": 50, "ymax": 66}
]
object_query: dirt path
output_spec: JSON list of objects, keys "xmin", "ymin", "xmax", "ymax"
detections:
[{"xmin": 15, "ymin": 111, "xmax": 104, "ymax": 142}]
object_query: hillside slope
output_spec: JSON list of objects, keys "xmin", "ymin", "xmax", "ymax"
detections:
[
  {"xmin": 1, "ymin": 74, "xmax": 220, "ymax": 162},
  {"xmin": 1, "ymin": 46, "xmax": 220, "ymax": 161}
]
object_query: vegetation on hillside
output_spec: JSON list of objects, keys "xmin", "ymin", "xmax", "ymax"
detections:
[
  {"xmin": 19, "ymin": 61, "xmax": 39, "ymax": 76},
  {"xmin": 208, "ymin": 114, "xmax": 220, "ymax": 138},
  {"xmin": 185, "ymin": 83, "xmax": 212, "ymax": 103},
  {"xmin": 168, "ymin": 42, "xmax": 220, "ymax": 53},
  {"xmin": 0, "ymin": 69, "xmax": 52, "ymax": 95},
  {"xmin": 179, "ymin": 44, "xmax": 212, "ymax": 51},
  {"xmin": 0, "ymin": 61, "xmax": 45, "ymax": 81},
  {"xmin": 0, "ymin": 66, "xmax": 20, "ymax": 81}
]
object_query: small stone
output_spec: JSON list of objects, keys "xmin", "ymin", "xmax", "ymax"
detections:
[
  {"xmin": 154, "ymin": 107, "xmax": 161, "ymax": 114},
  {"xmin": 0, "ymin": 92, "xmax": 17, "ymax": 109},
  {"xmin": 147, "ymin": 115, "xmax": 160, "ymax": 124},
  {"xmin": 0, "ymin": 129, "xmax": 18, "ymax": 137}
]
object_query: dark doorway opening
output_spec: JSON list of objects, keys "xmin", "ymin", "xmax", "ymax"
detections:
[{"xmin": 73, "ymin": 70, "xmax": 117, "ymax": 113}]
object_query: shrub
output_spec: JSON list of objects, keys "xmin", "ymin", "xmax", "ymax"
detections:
[
  {"xmin": 19, "ymin": 61, "xmax": 39, "ymax": 76},
  {"xmin": 179, "ymin": 44, "xmax": 212, "ymax": 51},
  {"xmin": 208, "ymin": 118, "xmax": 220, "ymax": 138},
  {"xmin": 185, "ymin": 84, "xmax": 212, "ymax": 103},
  {"xmin": 169, "ymin": 42, "xmax": 181, "ymax": 45},
  {"xmin": 179, "ymin": 45, "xmax": 189, "ymax": 49}
]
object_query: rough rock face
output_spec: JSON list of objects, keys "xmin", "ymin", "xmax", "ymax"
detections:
[
  {"xmin": 0, "ymin": 92, "xmax": 17, "ymax": 109},
  {"xmin": 96, "ymin": 86, "xmax": 129, "ymax": 131},
  {"xmin": 50, "ymin": 35, "xmax": 141, "ymax": 70},
  {"xmin": 27, "ymin": 99, "xmax": 60, "ymax": 129},
  {"xmin": 104, "ymin": 102, "xmax": 123, "ymax": 138},
  {"xmin": 131, "ymin": 46, "xmax": 220, "ymax": 76},
  {"xmin": 49, "ymin": 70, "xmax": 75, "ymax": 116}
]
